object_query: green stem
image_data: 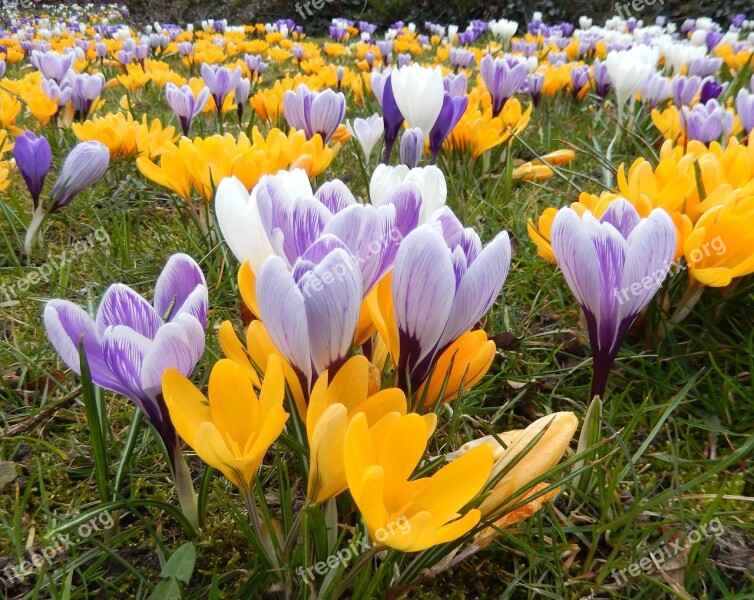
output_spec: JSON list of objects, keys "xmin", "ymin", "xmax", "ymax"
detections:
[
  {"xmin": 171, "ymin": 443, "xmax": 199, "ymax": 531},
  {"xmin": 24, "ymin": 204, "xmax": 47, "ymax": 257}
]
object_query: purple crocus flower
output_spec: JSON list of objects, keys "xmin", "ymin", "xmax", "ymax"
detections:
[
  {"xmin": 699, "ymin": 79, "xmax": 725, "ymax": 104},
  {"xmin": 400, "ymin": 128, "xmax": 424, "ymax": 168},
  {"xmin": 215, "ymin": 169, "xmax": 420, "ymax": 293},
  {"xmin": 116, "ymin": 50, "xmax": 134, "ymax": 68},
  {"xmin": 66, "ymin": 71, "xmax": 104, "ymax": 119},
  {"xmin": 641, "ymin": 73, "xmax": 672, "ymax": 110},
  {"xmin": 43, "ymin": 253, "xmax": 207, "ymax": 472},
  {"xmin": 51, "ymin": 141, "xmax": 110, "ymax": 211},
  {"xmin": 373, "ymin": 72, "xmax": 405, "ymax": 163},
  {"xmin": 680, "ymin": 99, "xmax": 735, "ymax": 144},
  {"xmin": 449, "ymin": 48, "xmax": 475, "ymax": 72},
  {"xmin": 165, "ymin": 83, "xmax": 210, "ymax": 137},
  {"xmin": 13, "ymin": 132, "xmax": 52, "ymax": 208},
  {"xmin": 397, "ymin": 53, "xmax": 411, "ymax": 68},
  {"xmin": 30, "ymin": 49, "xmax": 73, "ymax": 83},
  {"xmin": 377, "ymin": 40, "xmax": 393, "ymax": 63},
  {"xmin": 392, "ymin": 208, "xmax": 511, "ymax": 389},
  {"xmin": 235, "ymin": 78, "xmax": 251, "ymax": 124},
  {"xmin": 283, "ymin": 84, "xmax": 346, "ymax": 143},
  {"xmin": 571, "ymin": 65, "xmax": 590, "ymax": 98},
  {"xmin": 95, "ymin": 42, "xmax": 107, "ymax": 58},
  {"xmin": 0, "ymin": 60, "xmax": 5, "ymax": 79},
  {"xmin": 428, "ymin": 92, "xmax": 467, "ymax": 161},
  {"xmin": 672, "ymin": 75, "xmax": 703, "ymax": 107},
  {"xmin": 687, "ymin": 57, "xmax": 723, "ymax": 78},
  {"xmin": 735, "ymin": 89, "xmax": 754, "ymax": 136},
  {"xmin": 178, "ymin": 42, "xmax": 194, "ymax": 57},
  {"xmin": 523, "ymin": 73, "xmax": 545, "ymax": 107},
  {"xmin": 480, "ymin": 54, "xmax": 528, "ymax": 116},
  {"xmin": 592, "ymin": 60, "xmax": 612, "ymax": 99},
  {"xmin": 257, "ymin": 242, "xmax": 362, "ymax": 394},
  {"xmin": 550, "ymin": 200, "xmax": 676, "ymax": 399},
  {"xmin": 200, "ymin": 63, "xmax": 242, "ymax": 115},
  {"xmin": 444, "ymin": 72, "xmax": 468, "ymax": 97},
  {"xmin": 706, "ymin": 31, "xmax": 723, "ymax": 52}
]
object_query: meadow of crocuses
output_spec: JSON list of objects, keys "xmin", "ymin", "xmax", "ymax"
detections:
[{"xmin": 1, "ymin": 4, "xmax": 754, "ymax": 599}]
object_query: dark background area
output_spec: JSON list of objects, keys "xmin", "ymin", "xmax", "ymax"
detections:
[{"xmin": 125, "ymin": 0, "xmax": 751, "ymax": 31}]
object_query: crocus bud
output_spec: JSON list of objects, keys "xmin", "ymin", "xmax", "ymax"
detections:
[
  {"xmin": 51, "ymin": 141, "xmax": 110, "ymax": 211},
  {"xmin": 400, "ymin": 127, "xmax": 424, "ymax": 168},
  {"xmin": 13, "ymin": 131, "xmax": 52, "ymax": 208}
]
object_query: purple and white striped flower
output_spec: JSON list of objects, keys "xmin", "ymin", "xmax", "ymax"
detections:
[
  {"xmin": 51, "ymin": 141, "xmax": 110, "ymax": 211},
  {"xmin": 391, "ymin": 208, "xmax": 511, "ymax": 389},
  {"xmin": 257, "ymin": 242, "xmax": 362, "ymax": 394},
  {"xmin": 400, "ymin": 128, "xmax": 424, "ymax": 168},
  {"xmin": 30, "ymin": 50, "xmax": 73, "ymax": 83},
  {"xmin": 66, "ymin": 71, "xmax": 104, "ymax": 119},
  {"xmin": 641, "ymin": 73, "xmax": 672, "ymax": 110},
  {"xmin": 671, "ymin": 75, "xmax": 703, "ymax": 107},
  {"xmin": 43, "ymin": 253, "xmax": 207, "ymax": 462},
  {"xmin": 283, "ymin": 84, "xmax": 346, "ymax": 143},
  {"xmin": 480, "ymin": 54, "xmax": 528, "ymax": 116},
  {"xmin": 165, "ymin": 82, "xmax": 210, "ymax": 137},
  {"xmin": 736, "ymin": 89, "xmax": 754, "ymax": 136},
  {"xmin": 680, "ymin": 99, "xmax": 735, "ymax": 144},
  {"xmin": 200, "ymin": 63, "xmax": 242, "ymax": 115},
  {"xmin": 550, "ymin": 199, "xmax": 676, "ymax": 399},
  {"xmin": 215, "ymin": 169, "xmax": 421, "ymax": 297},
  {"xmin": 41, "ymin": 79, "xmax": 73, "ymax": 107},
  {"xmin": 591, "ymin": 60, "xmax": 612, "ymax": 99}
]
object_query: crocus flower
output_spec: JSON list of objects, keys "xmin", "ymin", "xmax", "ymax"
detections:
[
  {"xmin": 671, "ymin": 75, "xmax": 703, "ymax": 107},
  {"xmin": 346, "ymin": 114, "xmax": 384, "ymax": 164},
  {"xmin": 200, "ymin": 63, "xmax": 242, "ymax": 116},
  {"xmin": 163, "ymin": 357, "xmax": 288, "ymax": 500},
  {"xmin": 30, "ymin": 49, "xmax": 73, "ymax": 83},
  {"xmin": 385, "ymin": 210, "xmax": 511, "ymax": 390},
  {"xmin": 234, "ymin": 77, "xmax": 251, "ymax": 124},
  {"xmin": 370, "ymin": 164, "xmax": 446, "ymax": 223},
  {"xmin": 604, "ymin": 48, "xmax": 657, "ymax": 119},
  {"xmin": 480, "ymin": 54, "xmax": 528, "ymax": 117},
  {"xmin": 344, "ymin": 410, "xmax": 493, "ymax": 552},
  {"xmin": 283, "ymin": 84, "xmax": 346, "ymax": 143},
  {"xmin": 428, "ymin": 92, "xmax": 468, "ymax": 162},
  {"xmin": 165, "ymin": 82, "xmax": 210, "ymax": 137},
  {"xmin": 641, "ymin": 73, "xmax": 672, "ymax": 110},
  {"xmin": 570, "ymin": 65, "xmax": 590, "ymax": 98},
  {"xmin": 400, "ymin": 127, "xmax": 424, "ymax": 168},
  {"xmin": 216, "ymin": 170, "xmax": 420, "ymax": 295},
  {"xmin": 736, "ymin": 89, "xmax": 754, "ymax": 136},
  {"xmin": 44, "ymin": 254, "xmax": 207, "ymax": 524},
  {"xmin": 390, "ymin": 64, "xmax": 444, "ymax": 137},
  {"xmin": 452, "ymin": 412, "xmax": 577, "ymax": 531},
  {"xmin": 375, "ymin": 72, "xmax": 404, "ymax": 163},
  {"xmin": 306, "ymin": 355, "xmax": 408, "ymax": 505},
  {"xmin": 550, "ymin": 199, "xmax": 676, "ymax": 399},
  {"xmin": 700, "ymin": 79, "xmax": 725, "ymax": 104},
  {"xmin": 66, "ymin": 71, "xmax": 104, "ymax": 119},
  {"xmin": 51, "ymin": 141, "xmax": 110, "ymax": 211},
  {"xmin": 680, "ymin": 99, "xmax": 735, "ymax": 144},
  {"xmin": 523, "ymin": 72, "xmax": 545, "ymax": 106},
  {"xmin": 13, "ymin": 131, "xmax": 52, "ymax": 208},
  {"xmin": 256, "ymin": 242, "xmax": 362, "ymax": 395},
  {"xmin": 42, "ymin": 78, "xmax": 73, "ymax": 107}
]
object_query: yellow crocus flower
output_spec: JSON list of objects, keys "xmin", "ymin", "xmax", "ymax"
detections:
[
  {"xmin": 306, "ymin": 355, "xmax": 409, "ymax": 505},
  {"xmin": 344, "ymin": 411, "xmax": 492, "ymax": 552},
  {"xmin": 417, "ymin": 329, "xmax": 496, "ymax": 408},
  {"xmin": 163, "ymin": 357, "xmax": 289, "ymax": 496}
]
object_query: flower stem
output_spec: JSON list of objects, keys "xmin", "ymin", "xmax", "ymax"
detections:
[
  {"xmin": 171, "ymin": 443, "xmax": 199, "ymax": 530},
  {"xmin": 24, "ymin": 204, "xmax": 47, "ymax": 257}
]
